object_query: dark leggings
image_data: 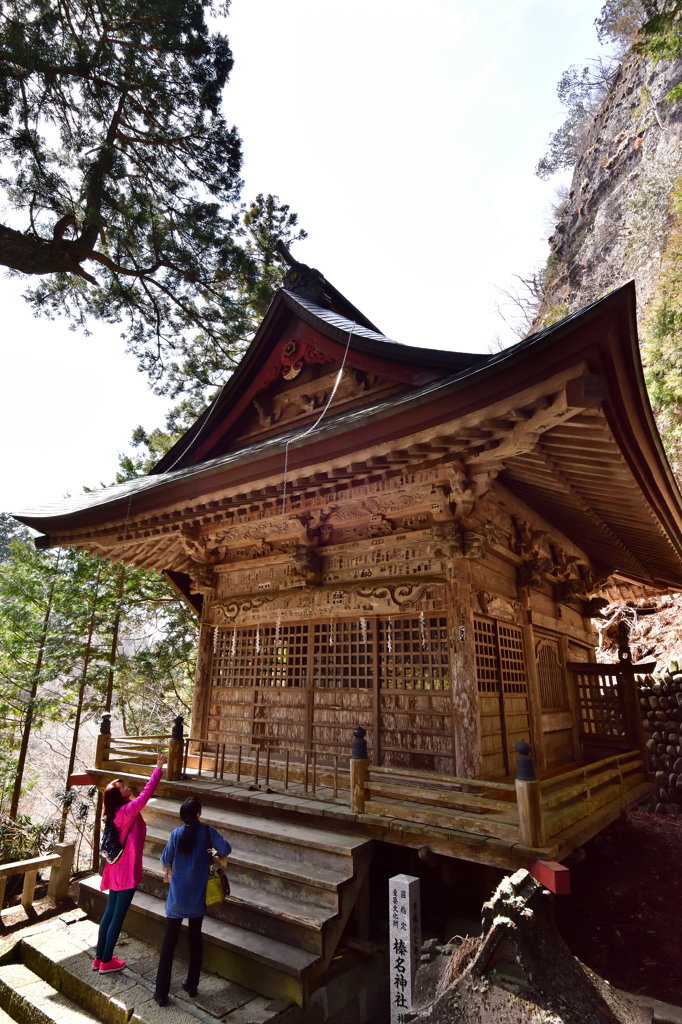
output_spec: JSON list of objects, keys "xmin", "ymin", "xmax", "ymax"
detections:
[
  {"xmin": 95, "ymin": 887, "xmax": 136, "ymax": 963},
  {"xmin": 155, "ymin": 916, "xmax": 204, "ymax": 999}
]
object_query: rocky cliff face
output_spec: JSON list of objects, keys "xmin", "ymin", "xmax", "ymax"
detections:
[{"xmin": 534, "ymin": 48, "xmax": 682, "ymax": 328}]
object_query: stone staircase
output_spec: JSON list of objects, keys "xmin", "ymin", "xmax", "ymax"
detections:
[
  {"xmin": 79, "ymin": 793, "xmax": 373, "ymax": 1007},
  {"xmin": 0, "ymin": 911, "xmax": 297, "ymax": 1024}
]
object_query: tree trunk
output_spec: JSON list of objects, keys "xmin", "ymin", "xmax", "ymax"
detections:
[
  {"xmin": 59, "ymin": 568, "xmax": 100, "ymax": 843},
  {"xmin": 92, "ymin": 563, "xmax": 125, "ymax": 871},
  {"xmin": 9, "ymin": 554, "xmax": 61, "ymax": 820}
]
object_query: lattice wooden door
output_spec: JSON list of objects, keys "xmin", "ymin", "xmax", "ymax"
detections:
[
  {"xmin": 474, "ymin": 615, "xmax": 531, "ymax": 777},
  {"xmin": 567, "ymin": 663, "xmax": 631, "ymax": 757}
]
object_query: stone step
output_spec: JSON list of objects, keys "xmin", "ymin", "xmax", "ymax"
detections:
[
  {"xmin": 140, "ymin": 856, "xmax": 331, "ymax": 955},
  {"xmin": 142, "ymin": 851, "xmax": 333, "ymax": 954},
  {"xmin": 0, "ymin": 963, "xmax": 99, "ymax": 1024},
  {"xmin": 17, "ymin": 915, "xmax": 297, "ymax": 1024},
  {"xmin": 79, "ymin": 876, "xmax": 318, "ymax": 1007},
  {"xmin": 144, "ymin": 827, "xmax": 344, "ymax": 911},
  {"xmin": 143, "ymin": 798, "xmax": 364, "ymax": 873}
]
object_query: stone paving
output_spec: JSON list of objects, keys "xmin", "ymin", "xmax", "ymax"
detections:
[{"xmin": 0, "ymin": 909, "xmax": 297, "ymax": 1024}]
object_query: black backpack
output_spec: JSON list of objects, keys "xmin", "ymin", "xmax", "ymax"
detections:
[{"xmin": 100, "ymin": 820, "xmax": 126, "ymax": 865}]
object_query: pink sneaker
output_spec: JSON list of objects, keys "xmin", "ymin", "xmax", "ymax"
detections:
[
  {"xmin": 92, "ymin": 959, "xmax": 101, "ymax": 971},
  {"xmin": 99, "ymin": 956, "xmax": 126, "ymax": 973}
]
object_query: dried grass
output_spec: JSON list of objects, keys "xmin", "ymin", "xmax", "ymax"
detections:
[{"xmin": 434, "ymin": 935, "xmax": 480, "ymax": 998}]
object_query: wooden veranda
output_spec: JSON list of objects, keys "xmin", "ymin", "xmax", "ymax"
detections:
[{"xmin": 91, "ymin": 654, "xmax": 653, "ymax": 872}]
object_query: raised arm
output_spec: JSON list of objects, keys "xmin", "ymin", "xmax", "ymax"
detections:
[{"xmin": 117, "ymin": 756, "xmax": 164, "ymax": 828}]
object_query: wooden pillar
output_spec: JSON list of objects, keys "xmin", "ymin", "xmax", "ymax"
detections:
[
  {"xmin": 350, "ymin": 727, "xmax": 369, "ymax": 813},
  {"xmin": 620, "ymin": 663, "xmax": 649, "ymax": 762},
  {"xmin": 92, "ymin": 714, "xmax": 110, "ymax": 872},
  {"xmin": 516, "ymin": 779, "xmax": 546, "ymax": 847},
  {"xmin": 450, "ymin": 559, "xmax": 481, "ymax": 779},
  {"xmin": 166, "ymin": 716, "xmax": 185, "ymax": 781},
  {"xmin": 191, "ymin": 623, "xmax": 214, "ymax": 740},
  {"xmin": 518, "ymin": 586, "xmax": 547, "ymax": 774},
  {"xmin": 514, "ymin": 741, "xmax": 546, "ymax": 848},
  {"xmin": 94, "ymin": 731, "xmax": 110, "ymax": 771},
  {"xmin": 560, "ymin": 634, "xmax": 582, "ymax": 762}
]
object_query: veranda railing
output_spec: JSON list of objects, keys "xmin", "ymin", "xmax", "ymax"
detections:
[{"xmin": 93, "ymin": 718, "xmax": 652, "ymax": 854}]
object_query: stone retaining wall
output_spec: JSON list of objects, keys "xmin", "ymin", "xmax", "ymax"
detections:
[{"xmin": 639, "ymin": 662, "xmax": 682, "ymax": 814}]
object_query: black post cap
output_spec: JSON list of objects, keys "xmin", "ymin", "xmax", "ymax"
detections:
[
  {"xmin": 100, "ymin": 713, "xmax": 111, "ymax": 735},
  {"xmin": 515, "ymin": 739, "xmax": 536, "ymax": 781},
  {"xmin": 351, "ymin": 726, "xmax": 368, "ymax": 760},
  {"xmin": 171, "ymin": 715, "xmax": 184, "ymax": 741}
]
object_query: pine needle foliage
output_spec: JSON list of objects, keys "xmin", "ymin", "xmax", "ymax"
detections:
[{"xmin": 0, "ymin": 0, "xmax": 304, "ymax": 389}]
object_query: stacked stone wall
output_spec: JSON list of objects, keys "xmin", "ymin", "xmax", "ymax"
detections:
[{"xmin": 639, "ymin": 662, "xmax": 682, "ymax": 813}]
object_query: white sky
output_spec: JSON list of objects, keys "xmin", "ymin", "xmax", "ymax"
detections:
[{"xmin": 2, "ymin": 0, "xmax": 608, "ymax": 514}]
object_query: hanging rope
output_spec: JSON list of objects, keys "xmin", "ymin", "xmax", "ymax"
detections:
[
  {"xmin": 164, "ymin": 390, "xmax": 222, "ymax": 473},
  {"xmin": 281, "ymin": 330, "xmax": 354, "ymax": 533}
]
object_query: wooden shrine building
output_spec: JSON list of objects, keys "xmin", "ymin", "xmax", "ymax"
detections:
[
  {"xmin": 17, "ymin": 268, "xmax": 682, "ymax": 778},
  {"xmin": 12, "ymin": 262, "xmax": 682, "ymax": 1010}
]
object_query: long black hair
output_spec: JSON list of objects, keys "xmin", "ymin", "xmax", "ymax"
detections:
[
  {"xmin": 103, "ymin": 780, "xmax": 127, "ymax": 825},
  {"xmin": 177, "ymin": 796, "xmax": 202, "ymax": 854}
]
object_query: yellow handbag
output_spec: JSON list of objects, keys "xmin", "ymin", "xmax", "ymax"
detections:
[{"xmin": 205, "ymin": 825, "xmax": 229, "ymax": 906}]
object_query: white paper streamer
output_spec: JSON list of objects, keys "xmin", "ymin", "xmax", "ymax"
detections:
[
  {"xmin": 230, "ymin": 629, "xmax": 236, "ymax": 657},
  {"xmin": 275, "ymin": 617, "xmax": 281, "ymax": 647},
  {"xmin": 213, "ymin": 627, "xmax": 218, "ymax": 652},
  {"xmin": 256, "ymin": 627, "xmax": 260, "ymax": 654},
  {"xmin": 419, "ymin": 611, "xmax": 427, "ymax": 650},
  {"xmin": 360, "ymin": 617, "xmax": 367, "ymax": 644},
  {"xmin": 387, "ymin": 618, "xmax": 393, "ymax": 655}
]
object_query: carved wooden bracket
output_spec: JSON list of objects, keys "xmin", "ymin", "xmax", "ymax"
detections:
[
  {"xmin": 443, "ymin": 462, "xmax": 499, "ymax": 519},
  {"xmin": 188, "ymin": 563, "xmax": 218, "ymax": 595},
  {"xmin": 463, "ymin": 523, "xmax": 505, "ymax": 559},
  {"xmin": 282, "ymin": 542, "xmax": 322, "ymax": 586}
]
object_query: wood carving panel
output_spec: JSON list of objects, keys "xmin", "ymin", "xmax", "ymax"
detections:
[{"xmin": 211, "ymin": 583, "xmax": 448, "ymax": 626}]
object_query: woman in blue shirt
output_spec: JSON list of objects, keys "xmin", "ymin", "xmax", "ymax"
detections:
[{"xmin": 154, "ymin": 796, "xmax": 231, "ymax": 1005}]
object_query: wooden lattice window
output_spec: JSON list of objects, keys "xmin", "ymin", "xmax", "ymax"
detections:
[
  {"xmin": 378, "ymin": 616, "xmax": 450, "ymax": 690},
  {"xmin": 312, "ymin": 620, "xmax": 375, "ymax": 688},
  {"xmin": 474, "ymin": 618, "xmax": 499, "ymax": 693},
  {"xmin": 498, "ymin": 624, "xmax": 527, "ymax": 694},
  {"xmin": 537, "ymin": 640, "xmax": 567, "ymax": 709},
  {"xmin": 572, "ymin": 668, "xmax": 627, "ymax": 740},
  {"xmin": 210, "ymin": 624, "xmax": 309, "ymax": 687},
  {"xmin": 473, "ymin": 617, "xmax": 528, "ymax": 696}
]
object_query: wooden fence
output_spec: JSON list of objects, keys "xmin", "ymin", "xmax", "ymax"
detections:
[{"xmin": 0, "ymin": 842, "xmax": 75, "ymax": 909}]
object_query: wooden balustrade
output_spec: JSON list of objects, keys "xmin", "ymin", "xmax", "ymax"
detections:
[
  {"xmin": 93, "ymin": 716, "xmax": 650, "ymax": 853},
  {"xmin": 0, "ymin": 842, "xmax": 75, "ymax": 910},
  {"xmin": 539, "ymin": 749, "xmax": 645, "ymax": 838},
  {"xmin": 180, "ymin": 738, "xmax": 348, "ymax": 799}
]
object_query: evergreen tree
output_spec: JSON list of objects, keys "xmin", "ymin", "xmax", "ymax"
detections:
[{"xmin": 0, "ymin": 0, "xmax": 304, "ymax": 387}]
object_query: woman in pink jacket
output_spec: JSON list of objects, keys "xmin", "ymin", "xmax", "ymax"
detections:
[{"xmin": 93, "ymin": 752, "xmax": 164, "ymax": 973}]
